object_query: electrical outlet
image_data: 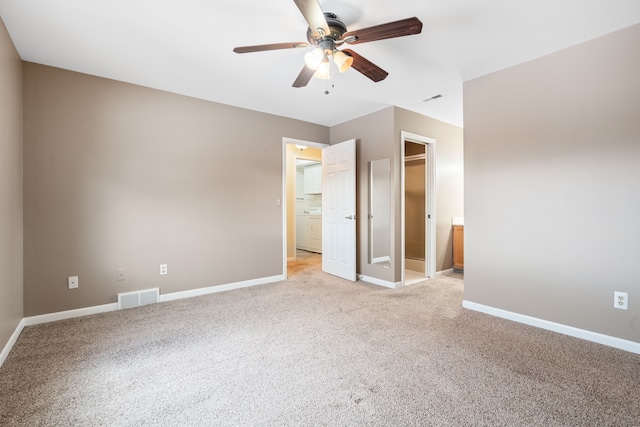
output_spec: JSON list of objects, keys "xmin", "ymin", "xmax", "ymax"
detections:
[
  {"xmin": 614, "ymin": 291, "xmax": 628, "ymax": 310},
  {"xmin": 160, "ymin": 264, "xmax": 168, "ymax": 275},
  {"xmin": 117, "ymin": 268, "xmax": 126, "ymax": 281},
  {"xmin": 68, "ymin": 276, "xmax": 78, "ymax": 289}
]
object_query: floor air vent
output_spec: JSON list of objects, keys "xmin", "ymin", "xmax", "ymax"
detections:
[{"xmin": 117, "ymin": 288, "xmax": 160, "ymax": 310}]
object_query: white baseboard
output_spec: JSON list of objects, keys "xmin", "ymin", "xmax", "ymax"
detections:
[
  {"xmin": 358, "ymin": 274, "xmax": 402, "ymax": 289},
  {"xmin": 463, "ymin": 300, "xmax": 640, "ymax": 355},
  {"xmin": 160, "ymin": 275, "xmax": 284, "ymax": 302},
  {"xmin": 359, "ymin": 268, "xmax": 456, "ymax": 289},
  {"xmin": 433, "ymin": 268, "xmax": 454, "ymax": 277},
  {"xmin": 23, "ymin": 303, "xmax": 119, "ymax": 327},
  {"xmin": 0, "ymin": 319, "xmax": 26, "ymax": 368}
]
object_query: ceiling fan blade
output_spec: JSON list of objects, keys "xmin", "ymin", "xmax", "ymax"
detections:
[
  {"xmin": 342, "ymin": 17, "xmax": 423, "ymax": 45},
  {"xmin": 292, "ymin": 65, "xmax": 316, "ymax": 88},
  {"xmin": 341, "ymin": 49, "xmax": 388, "ymax": 82},
  {"xmin": 233, "ymin": 42, "xmax": 309, "ymax": 54},
  {"xmin": 293, "ymin": 0, "xmax": 330, "ymax": 40}
]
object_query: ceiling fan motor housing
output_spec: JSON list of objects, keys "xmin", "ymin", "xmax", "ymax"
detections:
[{"xmin": 306, "ymin": 12, "xmax": 347, "ymax": 44}]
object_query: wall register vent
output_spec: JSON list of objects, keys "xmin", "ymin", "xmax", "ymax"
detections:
[{"xmin": 117, "ymin": 288, "xmax": 160, "ymax": 310}]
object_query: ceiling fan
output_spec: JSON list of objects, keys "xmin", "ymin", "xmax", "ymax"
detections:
[{"xmin": 233, "ymin": 0, "xmax": 423, "ymax": 88}]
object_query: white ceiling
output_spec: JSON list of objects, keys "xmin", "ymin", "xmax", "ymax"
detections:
[{"xmin": 1, "ymin": 0, "xmax": 639, "ymax": 127}]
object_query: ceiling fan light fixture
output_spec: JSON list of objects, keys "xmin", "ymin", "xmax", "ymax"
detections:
[
  {"xmin": 333, "ymin": 50, "xmax": 353, "ymax": 73},
  {"xmin": 304, "ymin": 47, "xmax": 325, "ymax": 70},
  {"xmin": 313, "ymin": 59, "xmax": 331, "ymax": 80}
]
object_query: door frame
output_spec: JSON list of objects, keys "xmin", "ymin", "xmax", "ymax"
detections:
[
  {"xmin": 282, "ymin": 137, "xmax": 329, "ymax": 279},
  {"xmin": 400, "ymin": 131, "xmax": 436, "ymax": 285}
]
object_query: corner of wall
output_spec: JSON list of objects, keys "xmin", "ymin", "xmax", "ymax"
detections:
[{"xmin": 0, "ymin": 14, "xmax": 25, "ymax": 363}]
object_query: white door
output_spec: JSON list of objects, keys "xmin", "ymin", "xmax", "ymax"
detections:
[{"xmin": 322, "ymin": 139, "xmax": 357, "ymax": 281}]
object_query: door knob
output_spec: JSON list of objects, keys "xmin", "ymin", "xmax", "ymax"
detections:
[{"xmin": 345, "ymin": 215, "xmax": 357, "ymax": 220}]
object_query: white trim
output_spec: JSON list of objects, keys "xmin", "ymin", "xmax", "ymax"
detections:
[
  {"xmin": 282, "ymin": 137, "xmax": 327, "ymax": 149},
  {"xmin": 358, "ymin": 274, "xmax": 402, "ymax": 289},
  {"xmin": 400, "ymin": 131, "xmax": 437, "ymax": 286},
  {"xmin": 282, "ymin": 139, "xmax": 288, "ymax": 280},
  {"xmin": 371, "ymin": 256, "xmax": 390, "ymax": 264},
  {"xmin": 360, "ymin": 268, "xmax": 453, "ymax": 290},
  {"xmin": 0, "ymin": 319, "xmax": 26, "ymax": 368},
  {"xmin": 24, "ymin": 303, "xmax": 119, "ymax": 326},
  {"xmin": 160, "ymin": 275, "xmax": 283, "ymax": 302},
  {"xmin": 463, "ymin": 300, "xmax": 640, "ymax": 355}
]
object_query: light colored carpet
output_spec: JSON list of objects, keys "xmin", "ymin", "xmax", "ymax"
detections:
[{"xmin": 1, "ymin": 255, "xmax": 639, "ymax": 426}]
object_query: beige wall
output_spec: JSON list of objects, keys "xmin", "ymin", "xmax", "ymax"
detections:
[
  {"xmin": 464, "ymin": 24, "xmax": 640, "ymax": 342},
  {"xmin": 23, "ymin": 63, "xmax": 328, "ymax": 316},
  {"xmin": 0, "ymin": 18, "xmax": 23, "ymax": 353}
]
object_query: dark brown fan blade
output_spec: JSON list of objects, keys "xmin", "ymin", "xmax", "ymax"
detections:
[
  {"xmin": 233, "ymin": 42, "xmax": 309, "ymax": 54},
  {"xmin": 341, "ymin": 49, "xmax": 388, "ymax": 82},
  {"xmin": 342, "ymin": 17, "xmax": 422, "ymax": 45},
  {"xmin": 293, "ymin": 0, "xmax": 330, "ymax": 40},
  {"xmin": 292, "ymin": 65, "xmax": 316, "ymax": 88}
]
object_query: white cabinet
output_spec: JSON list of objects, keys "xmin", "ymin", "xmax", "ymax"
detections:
[
  {"xmin": 304, "ymin": 164, "xmax": 322, "ymax": 194},
  {"xmin": 308, "ymin": 217, "xmax": 322, "ymax": 251},
  {"xmin": 296, "ymin": 215, "xmax": 307, "ymax": 249},
  {"xmin": 296, "ymin": 215, "xmax": 322, "ymax": 253}
]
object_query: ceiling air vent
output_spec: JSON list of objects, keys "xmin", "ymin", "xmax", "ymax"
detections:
[{"xmin": 423, "ymin": 94, "xmax": 443, "ymax": 102}]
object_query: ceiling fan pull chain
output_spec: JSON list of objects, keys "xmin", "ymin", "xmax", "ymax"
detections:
[{"xmin": 324, "ymin": 61, "xmax": 335, "ymax": 95}]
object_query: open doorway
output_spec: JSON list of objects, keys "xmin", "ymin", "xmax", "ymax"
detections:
[
  {"xmin": 405, "ymin": 141, "xmax": 427, "ymax": 284},
  {"xmin": 401, "ymin": 131, "xmax": 436, "ymax": 286},
  {"xmin": 294, "ymin": 157, "xmax": 322, "ymax": 266},
  {"xmin": 282, "ymin": 138, "xmax": 328, "ymax": 279}
]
